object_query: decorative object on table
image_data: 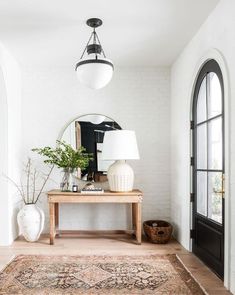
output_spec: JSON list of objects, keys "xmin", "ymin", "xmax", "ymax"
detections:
[
  {"xmin": 7, "ymin": 158, "xmax": 53, "ymax": 242},
  {"xmin": 32, "ymin": 140, "xmax": 93, "ymax": 191},
  {"xmin": 83, "ymin": 182, "xmax": 95, "ymax": 190},
  {"xmin": 102, "ymin": 130, "xmax": 140, "ymax": 192},
  {"xmin": 75, "ymin": 18, "xmax": 114, "ymax": 89},
  {"xmin": 60, "ymin": 167, "xmax": 77, "ymax": 191},
  {"xmin": 72, "ymin": 184, "xmax": 78, "ymax": 192},
  {"xmin": 81, "ymin": 182, "xmax": 104, "ymax": 194},
  {"xmin": 143, "ymin": 220, "xmax": 173, "ymax": 244},
  {"xmin": 0, "ymin": 254, "xmax": 205, "ymax": 294}
]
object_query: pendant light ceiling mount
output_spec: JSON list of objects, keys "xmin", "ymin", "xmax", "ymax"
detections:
[
  {"xmin": 75, "ymin": 18, "xmax": 114, "ymax": 90},
  {"xmin": 86, "ymin": 18, "xmax": 103, "ymax": 28}
]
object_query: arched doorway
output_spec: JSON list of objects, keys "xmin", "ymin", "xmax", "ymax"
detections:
[
  {"xmin": 0, "ymin": 67, "xmax": 10, "ymax": 245},
  {"xmin": 191, "ymin": 59, "xmax": 224, "ymax": 278}
]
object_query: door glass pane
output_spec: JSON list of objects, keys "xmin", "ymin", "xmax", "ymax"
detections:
[
  {"xmin": 197, "ymin": 172, "xmax": 207, "ymax": 216},
  {"xmin": 197, "ymin": 124, "xmax": 207, "ymax": 169},
  {"xmin": 208, "ymin": 117, "xmax": 222, "ymax": 170},
  {"xmin": 197, "ymin": 77, "xmax": 207, "ymax": 123},
  {"xmin": 208, "ymin": 172, "xmax": 223, "ymax": 224},
  {"xmin": 208, "ymin": 73, "xmax": 222, "ymax": 119}
]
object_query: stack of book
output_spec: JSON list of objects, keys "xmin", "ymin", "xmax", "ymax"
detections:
[{"xmin": 81, "ymin": 187, "xmax": 104, "ymax": 194}]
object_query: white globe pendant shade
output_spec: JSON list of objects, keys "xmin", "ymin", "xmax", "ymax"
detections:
[{"xmin": 76, "ymin": 58, "xmax": 113, "ymax": 90}]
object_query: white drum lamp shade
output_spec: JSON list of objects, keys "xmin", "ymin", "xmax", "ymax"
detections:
[{"xmin": 102, "ymin": 130, "xmax": 140, "ymax": 192}]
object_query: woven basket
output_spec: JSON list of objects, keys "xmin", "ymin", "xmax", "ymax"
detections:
[{"xmin": 143, "ymin": 220, "xmax": 173, "ymax": 244}]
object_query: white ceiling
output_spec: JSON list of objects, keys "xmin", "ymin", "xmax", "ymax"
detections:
[{"xmin": 0, "ymin": 0, "xmax": 219, "ymax": 67}]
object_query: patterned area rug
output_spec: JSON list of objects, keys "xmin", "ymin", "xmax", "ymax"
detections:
[{"xmin": 0, "ymin": 254, "xmax": 205, "ymax": 295}]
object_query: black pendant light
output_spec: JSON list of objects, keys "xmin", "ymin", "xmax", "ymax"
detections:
[{"xmin": 75, "ymin": 18, "xmax": 114, "ymax": 89}]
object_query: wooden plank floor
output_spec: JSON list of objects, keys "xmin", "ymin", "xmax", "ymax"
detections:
[{"xmin": 0, "ymin": 234, "xmax": 231, "ymax": 294}]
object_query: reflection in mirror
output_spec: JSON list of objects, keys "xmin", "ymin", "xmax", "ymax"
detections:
[{"xmin": 62, "ymin": 114, "xmax": 121, "ymax": 182}]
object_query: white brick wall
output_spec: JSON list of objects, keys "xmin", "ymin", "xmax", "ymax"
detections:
[{"xmin": 21, "ymin": 66, "xmax": 171, "ymax": 232}]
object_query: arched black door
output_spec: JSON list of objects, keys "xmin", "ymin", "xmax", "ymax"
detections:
[{"xmin": 192, "ymin": 59, "xmax": 224, "ymax": 278}]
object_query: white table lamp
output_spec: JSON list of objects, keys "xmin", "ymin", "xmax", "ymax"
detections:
[{"xmin": 102, "ymin": 130, "xmax": 140, "ymax": 192}]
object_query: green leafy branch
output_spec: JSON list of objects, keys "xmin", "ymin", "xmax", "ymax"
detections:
[{"xmin": 32, "ymin": 140, "xmax": 93, "ymax": 170}]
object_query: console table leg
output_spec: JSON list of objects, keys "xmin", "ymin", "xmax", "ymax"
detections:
[
  {"xmin": 136, "ymin": 203, "xmax": 142, "ymax": 244},
  {"xmin": 49, "ymin": 203, "xmax": 55, "ymax": 245},
  {"xmin": 55, "ymin": 203, "xmax": 59, "ymax": 227},
  {"xmin": 132, "ymin": 203, "xmax": 136, "ymax": 229}
]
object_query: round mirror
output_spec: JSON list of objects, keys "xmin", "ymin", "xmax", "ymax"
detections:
[{"xmin": 61, "ymin": 114, "xmax": 121, "ymax": 182}]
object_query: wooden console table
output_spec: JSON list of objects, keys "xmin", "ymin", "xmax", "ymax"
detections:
[{"xmin": 47, "ymin": 189, "xmax": 143, "ymax": 245}]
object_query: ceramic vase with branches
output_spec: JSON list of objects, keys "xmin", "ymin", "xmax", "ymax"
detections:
[{"xmin": 8, "ymin": 159, "xmax": 53, "ymax": 242}]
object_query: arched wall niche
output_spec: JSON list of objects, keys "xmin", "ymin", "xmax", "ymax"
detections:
[
  {"xmin": 0, "ymin": 65, "xmax": 10, "ymax": 245},
  {"xmin": 0, "ymin": 43, "xmax": 22, "ymax": 245}
]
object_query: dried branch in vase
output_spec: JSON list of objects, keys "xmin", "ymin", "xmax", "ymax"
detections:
[{"xmin": 5, "ymin": 158, "xmax": 54, "ymax": 204}]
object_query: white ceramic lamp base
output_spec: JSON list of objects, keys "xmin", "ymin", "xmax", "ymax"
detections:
[{"xmin": 107, "ymin": 160, "xmax": 134, "ymax": 192}]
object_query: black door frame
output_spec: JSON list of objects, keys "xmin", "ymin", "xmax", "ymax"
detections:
[{"xmin": 191, "ymin": 59, "xmax": 225, "ymax": 279}]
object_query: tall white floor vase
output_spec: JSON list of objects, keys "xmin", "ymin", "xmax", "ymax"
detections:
[{"xmin": 17, "ymin": 204, "xmax": 45, "ymax": 242}]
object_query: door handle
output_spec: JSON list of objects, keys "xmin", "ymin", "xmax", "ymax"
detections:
[
  {"xmin": 213, "ymin": 188, "xmax": 225, "ymax": 194},
  {"xmin": 213, "ymin": 174, "xmax": 225, "ymax": 198}
]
